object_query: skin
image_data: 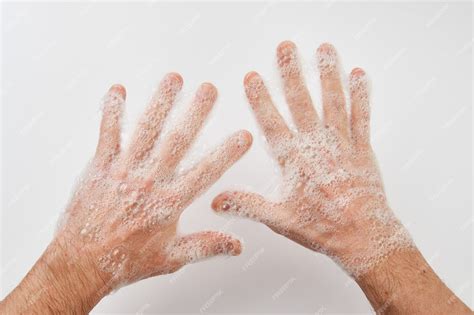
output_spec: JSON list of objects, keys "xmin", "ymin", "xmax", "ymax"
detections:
[
  {"xmin": 1, "ymin": 44, "xmax": 471, "ymax": 314},
  {"xmin": 211, "ymin": 41, "xmax": 471, "ymax": 314},
  {"xmin": 0, "ymin": 74, "xmax": 252, "ymax": 314}
]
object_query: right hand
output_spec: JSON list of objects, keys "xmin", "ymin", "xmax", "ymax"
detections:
[{"xmin": 212, "ymin": 41, "xmax": 413, "ymax": 277}]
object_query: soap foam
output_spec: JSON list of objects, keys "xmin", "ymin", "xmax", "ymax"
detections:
[
  {"xmin": 55, "ymin": 78, "xmax": 249, "ymax": 289},
  {"xmin": 216, "ymin": 44, "xmax": 413, "ymax": 278}
]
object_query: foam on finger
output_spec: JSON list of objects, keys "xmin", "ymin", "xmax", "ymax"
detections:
[
  {"xmin": 233, "ymin": 42, "xmax": 414, "ymax": 278},
  {"xmin": 55, "ymin": 78, "xmax": 250, "ymax": 290}
]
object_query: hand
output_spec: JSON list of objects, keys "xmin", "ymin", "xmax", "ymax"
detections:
[
  {"xmin": 212, "ymin": 41, "xmax": 471, "ymax": 314},
  {"xmin": 60, "ymin": 74, "xmax": 250, "ymax": 284},
  {"xmin": 1, "ymin": 73, "xmax": 252, "ymax": 314},
  {"xmin": 212, "ymin": 41, "xmax": 413, "ymax": 277}
]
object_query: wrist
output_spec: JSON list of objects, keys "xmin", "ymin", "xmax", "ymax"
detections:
[
  {"xmin": 356, "ymin": 248, "xmax": 470, "ymax": 314},
  {"xmin": 356, "ymin": 248, "xmax": 424, "ymax": 313},
  {"xmin": 322, "ymin": 197, "xmax": 414, "ymax": 277},
  {"xmin": 1, "ymin": 237, "xmax": 111, "ymax": 314}
]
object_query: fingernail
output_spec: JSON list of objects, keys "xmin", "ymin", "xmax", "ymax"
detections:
[
  {"xmin": 228, "ymin": 240, "xmax": 242, "ymax": 256},
  {"xmin": 165, "ymin": 72, "xmax": 183, "ymax": 85},
  {"xmin": 109, "ymin": 84, "xmax": 126, "ymax": 99},
  {"xmin": 351, "ymin": 67, "xmax": 365, "ymax": 77},
  {"xmin": 277, "ymin": 40, "xmax": 297, "ymax": 65},
  {"xmin": 212, "ymin": 194, "xmax": 231, "ymax": 211},
  {"xmin": 244, "ymin": 71, "xmax": 260, "ymax": 85},
  {"xmin": 317, "ymin": 42, "xmax": 335, "ymax": 54},
  {"xmin": 197, "ymin": 82, "xmax": 218, "ymax": 102},
  {"xmin": 236, "ymin": 130, "xmax": 253, "ymax": 149}
]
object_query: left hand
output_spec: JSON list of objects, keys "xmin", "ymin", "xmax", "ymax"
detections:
[{"xmin": 1, "ymin": 74, "xmax": 252, "ymax": 314}]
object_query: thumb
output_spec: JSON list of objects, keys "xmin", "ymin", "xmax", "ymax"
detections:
[
  {"xmin": 169, "ymin": 231, "xmax": 242, "ymax": 265},
  {"xmin": 212, "ymin": 190, "xmax": 278, "ymax": 226}
]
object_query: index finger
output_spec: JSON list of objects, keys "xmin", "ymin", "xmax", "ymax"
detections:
[
  {"xmin": 177, "ymin": 130, "xmax": 252, "ymax": 206},
  {"xmin": 244, "ymin": 71, "xmax": 292, "ymax": 159}
]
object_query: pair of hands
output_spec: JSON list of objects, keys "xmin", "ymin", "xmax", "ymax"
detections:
[
  {"xmin": 64, "ymin": 41, "xmax": 406, "ymax": 288},
  {"xmin": 1, "ymin": 42, "xmax": 470, "ymax": 314}
]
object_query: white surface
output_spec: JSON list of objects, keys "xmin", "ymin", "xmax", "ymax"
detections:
[{"xmin": 1, "ymin": 2, "xmax": 472, "ymax": 314}]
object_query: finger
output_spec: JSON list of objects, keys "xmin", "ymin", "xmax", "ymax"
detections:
[
  {"xmin": 212, "ymin": 191, "xmax": 281, "ymax": 227},
  {"xmin": 277, "ymin": 41, "xmax": 319, "ymax": 132},
  {"xmin": 317, "ymin": 43, "xmax": 349, "ymax": 139},
  {"xmin": 95, "ymin": 84, "xmax": 125, "ymax": 168},
  {"xmin": 124, "ymin": 73, "xmax": 183, "ymax": 167},
  {"xmin": 150, "ymin": 83, "xmax": 217, "ymax": 179},
  {"xmin": 349, "ymin": 68, "xmax": 371, "ymax": 149},
  {"xmin": 178, "ymin": 130, "xmax": 252, "ymax": 204},
  {"xmin": 244, "ymin": 71, "xmax": 292, "ymax": 151},
  {"xmin": 169, "ymin": 231, "xmax": 241, "ymax": 265}
]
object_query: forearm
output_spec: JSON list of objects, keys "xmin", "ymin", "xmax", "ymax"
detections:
[
  {"xmin": 0, "ymin": 239, "xmax": 110, "ymax": 314},
  {"xmin": 356, "ymin": 248, "xmax": 471, "ymax": 314}
]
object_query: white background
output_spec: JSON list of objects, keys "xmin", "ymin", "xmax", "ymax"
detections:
[{"xmin": 1, "ymin": 2, "xmax": 472, "ymax": 314}]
